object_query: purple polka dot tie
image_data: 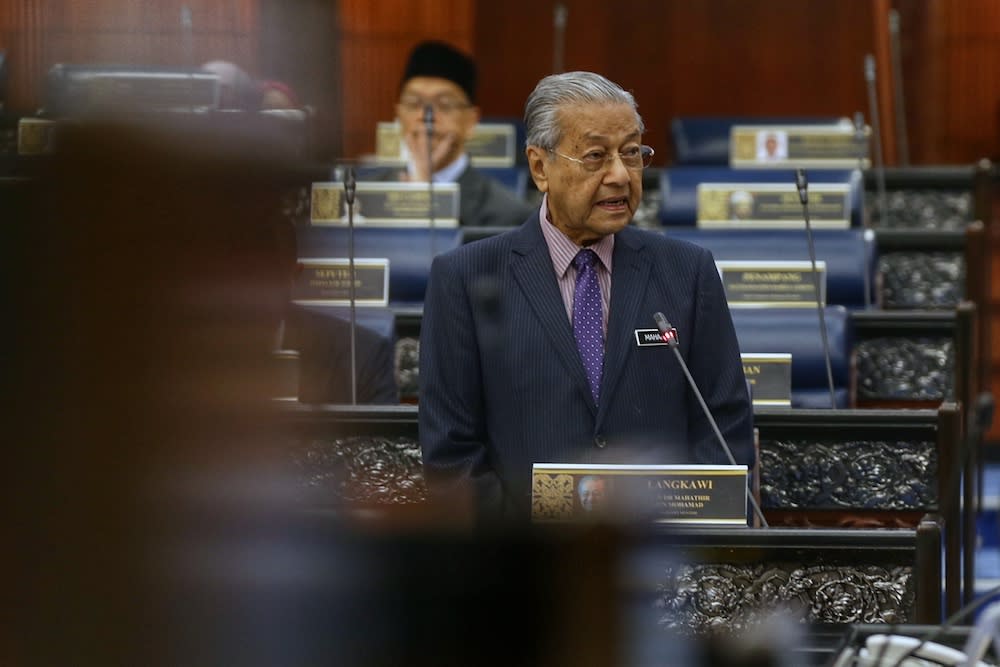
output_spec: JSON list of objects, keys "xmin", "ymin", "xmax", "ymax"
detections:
[{"xmin": 572, "ymin": 249, "xmax": 604, "ymax": 403}]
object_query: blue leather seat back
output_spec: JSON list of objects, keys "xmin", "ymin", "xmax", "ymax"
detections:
[
  {"xmin": 671, "ymin": 116, "xmax": 845, "ymax": 166},
  {"xmin": 731, "ymin": 306, "xmax": 852, "ymax": 409},
  {"xmin": 666, "ymin": 228, "xmax": 875, "ymax": 309},
  {"xmin": 296, "ymin": 226, "xmax": 462, "ymax": 304},
  {"xmin": 659, "ymin": 166, "xmax": 863, "ymax": 227}
]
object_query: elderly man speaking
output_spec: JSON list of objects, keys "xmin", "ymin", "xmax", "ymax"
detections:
[{"xmin": 419, "ymin": 71, "xmax": 752, "ymax": 522}]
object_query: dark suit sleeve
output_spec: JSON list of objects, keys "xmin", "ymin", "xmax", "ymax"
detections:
[
  {"xmin": 458, "ymin": 168, "xmax": 536, "ymax": 228},
  {"xmin": 357, "ymin": 334, "xmax": 399, "ymax": 404},
  {"xmin": 686, "ymin": 249, "xmax": 754, "ymax": 468},
  {"xmin": 418, "ymin": 252, "xmax": 507, "ymax": 517}
]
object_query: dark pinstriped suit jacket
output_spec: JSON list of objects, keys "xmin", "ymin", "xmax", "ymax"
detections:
[{"xmin": 418, "ymin": 215, "xmax": 753, "ymax": 520}]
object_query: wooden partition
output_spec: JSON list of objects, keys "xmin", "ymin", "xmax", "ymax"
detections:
[
  {"xmin": 475, "ymin": 0, "xmax": 895, "ymax": 165},
  {"xmin": 0, "ymin": 0, "xmax": 260, "ymax": 112}
]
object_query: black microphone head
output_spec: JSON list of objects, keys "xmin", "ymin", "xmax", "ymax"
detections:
[
  {"xmin": 344, "ymin": 166, "xmax": 356, "ymax": 205},
  {"xmin": 423, "ymin": 104, "xmax": 434, "ymax": 129},
  {"xmin": 652, "ymin": 312, "xmax": 679, "ymax": 347},
  {"xmin": 795, "ymin": 168, "xmax": 808, "ymax": 205}
]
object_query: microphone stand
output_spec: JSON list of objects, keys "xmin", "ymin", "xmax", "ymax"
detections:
[
  {"xmin": 423, "ymin": 104, "xmax": 437, "ymax": 258},
  {"xmin": 855, "ymin": 111, "xmax": 873, "ymax": 309},
  {"xmin": 344, "ymin": 166, "xmax": 358, "ymax": 405},
  {"xmin": 553, "ymin": 3, "xmax": 568, "ymax": 73},
  {"xmin": 653, "ymin": 313, "xmax": 769, "ymax": 528},
  {"xmin": 864, "ymin": 54, "xmax": 890, "ymax": 228},
  {"xmin": 796, "ymin": 169, "xmax": 837, "ymax": 408}
]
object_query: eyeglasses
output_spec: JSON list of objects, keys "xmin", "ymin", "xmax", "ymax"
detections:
[
  {"xmin": 549, "ymin": 145, "xmax": 655, "ymax": 172},
  {"xmin": 397, "ymin": 96, "xmax": 471, "ymax": 115}
]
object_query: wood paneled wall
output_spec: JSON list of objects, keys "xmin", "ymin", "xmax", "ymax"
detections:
[
  {"xmin": 335, "ymin": 0, "xmax": 475, "ymax": 160},
  {"xmin": 475, "ymin": 0, "xmax": 896, "ymax": 166},
  {"xmin": 4, "ymin": 1, "xmax": 1000, "ymax": 165},
  {"xmin": 1, "ymin": 0, "xmax": 259, "ymax": 114},
  {"xmin": 896, "ymin": 0, "xmax": 1000, "ymax": 164}
]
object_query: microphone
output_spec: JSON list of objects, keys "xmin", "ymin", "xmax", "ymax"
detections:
[
  {"xmin": 423, "ymin": 104, "xmax": 436, "ymax": 253},
  {"xmin": 652, "ymin": 312, "xmax": 768, "ymax": 528},
  {"xmin": 852, "ymin": 114, "xmax": 874, "ymax": 309},
  {"xmin": 853, "ymin": 111, "xmax": 867, "ymax": 170},
  {"xmin": 864, "ymin": 53, "xmax": 890, "ymax": 228},
  {"xmin": 795, "ymin": 166, "xmax": 808, "ymax": 206},
  {"xmin": 795, "ymin": 169, "xmax": 838, "ymax": 407},
  {"xmin": 553, "ymin": 3, "xmax": 569, "ymax": 73},
  {"xmin": 344, "ymin": 166, "xmax": 358, "ymax": 405}
]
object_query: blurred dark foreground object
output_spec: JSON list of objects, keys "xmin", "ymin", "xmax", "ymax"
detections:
[
  {"xmin": 0, "ymin": 119, "xmax": 629, "ymax": 667},
  {"xmin": 0, "ymin": 117, "xmax": 314, "ymax": 665},
  {"xmin": 1, "ymin": 118, "xmax": 807, "ymax": 667}
]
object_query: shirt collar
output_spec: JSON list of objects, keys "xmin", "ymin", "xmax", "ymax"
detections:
[{"xmin": 538, "ymin": 194, "xmax": 615, "ymax": 276}]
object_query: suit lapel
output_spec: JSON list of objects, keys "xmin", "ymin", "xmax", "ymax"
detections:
[
  {"xmin": 597, "ymin": 229, "xmax": 650, "ymax": 422},
  {"xmin": 510, "ymin": 223, "xmax": 597, "ymax": 414}
]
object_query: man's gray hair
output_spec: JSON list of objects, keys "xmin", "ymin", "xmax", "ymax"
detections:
[{"xmin": 524, "ymin": 71, "xmax": 644, "ymax": 150}]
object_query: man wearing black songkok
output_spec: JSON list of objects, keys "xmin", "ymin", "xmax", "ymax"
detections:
[{"xmin": 376, "ymin": 40, "xmax": 534, "ymax": 228}]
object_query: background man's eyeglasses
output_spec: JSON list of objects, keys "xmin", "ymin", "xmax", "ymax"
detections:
[
  {"xmin": 549, "ymin": 145, "xmax": 654, "ymax": 172},
  {"xmin": 398, "ymin": 97, "xmax": 471, "ymax": 115}
]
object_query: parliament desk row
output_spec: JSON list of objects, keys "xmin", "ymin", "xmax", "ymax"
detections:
[
  {"xmin": 295, "ymin": 219, "xmax": 986, "ymax": 316},
  {"xmin": 669, "ymin": 116, "xmax": 847, "ymax": 166},
  {"xmin": 276, "ymin": 403, "xmax": 966, "ymax": 624},
  {"xmin": 296, "ymin": 225, "xmax": 876, "ymax": 310},
  {"xmin": 658, "ymin": 167, "xmax": 864, "ymax": 228},
  {"xmin": 381, "ymin": 302, "xmax": 976, "ymax": 414}
]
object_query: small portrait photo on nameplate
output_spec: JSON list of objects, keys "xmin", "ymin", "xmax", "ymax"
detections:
[
  {"xmin": 530, "ymin": 463, "xmax": 748, "ymax": 526},
  {"xmin": 292, "ymin": 258, "xmax": 389, "ymax": 306},
  {"xmin": 17, "ymin": 118, "xmax": 57, "ymax": 155},
  {"xmin": 717, "ymin": 260, "xmax": 826, "ymax": 307},
  {"xmin": 310, "ymin": 182, "xmax": 459, "ymax": 227},
  {"xmin": 697, "ymin": 183, "xmax": 850, "ymax": 229},
  {"xmin": 741, "ymin": 353, "xmax": 792, "ymax": 408},
  {"xmin": 730, "ymin": 123, "xmax": 869, "ymax": 169}
]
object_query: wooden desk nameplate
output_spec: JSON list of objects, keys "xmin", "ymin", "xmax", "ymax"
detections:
[
  {"xmin": 531, "ymin": 463, "xmax": 748, "ymax": 525},
  {"xmin": 292, "ymin": 258, "xmax": 389, "ymax": 306},
  {"xmin": 375, "ymin": 121, "xmax": 517, "ymax": 168},
  {"xmin": 730, "ymin": 123, "xmax": 870, "ymax": 169},
  {"xmin": 697, "ymin": 183, "xmax": 850, "ymax": 229},
  {"xmin": 741, "ymin": 353, "xmax": 792, "ymax": 407},
  {"xmin": 311, "ymin": 182, "xmax": 460, "ymax": 227},
  {"xmin": 718, "ymin": 260, "xmax": 827, "ymax": 307}
]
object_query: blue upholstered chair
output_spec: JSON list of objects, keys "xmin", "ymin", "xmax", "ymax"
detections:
[
  {"xmin": 731, "ymin": 306, "xmax": 853, "ymax": 409},
  {"xmin": 296, "ymin": 226, "xmax": 462, "ymax": 305},
  {"xmin": 666, "ymin": 228, "xmax": 876, "ymax": 309}
]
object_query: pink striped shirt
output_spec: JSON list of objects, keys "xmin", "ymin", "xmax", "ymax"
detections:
[{"xmin": 538, "ymin": 194, "xmax": 613, "ymax": 336}]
